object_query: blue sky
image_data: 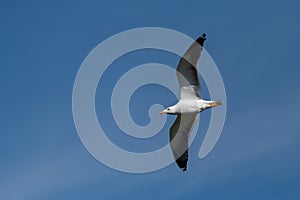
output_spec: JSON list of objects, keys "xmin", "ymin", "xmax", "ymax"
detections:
[{"xmin": 1, "ymin": 0, "xmax": 300, "ymax": 199}]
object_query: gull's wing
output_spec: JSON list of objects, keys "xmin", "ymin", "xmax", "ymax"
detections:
[
  {"xmin": 169, "ymin": 113, "xmax": 198, "ymax": 171},
  {"xmin": 176, "ymin": 34, "xmax": 206, "ymax": 100}
]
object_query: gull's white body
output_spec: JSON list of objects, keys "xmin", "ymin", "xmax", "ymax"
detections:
[
  {"xmin": 168, "ymin": 99, "xmax": 219, "ymax": 114},
  {"xmin": 175, "ymin": 100, "xmax": 200, "ymax": 113}
]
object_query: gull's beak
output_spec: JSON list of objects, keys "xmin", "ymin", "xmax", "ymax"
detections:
[
  {"xmin": 159, "ymin": 110, "xmax": 166, "ymax": 115},
  {"xmin": 207, "ymin": 100, "xmax": 224, "ymax": 108}
]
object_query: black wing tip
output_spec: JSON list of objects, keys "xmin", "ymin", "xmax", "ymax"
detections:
[
  {"xmin": 175, "ymin": 152, "xmax": 188, "ymax": 172},
  {"xmin": 176, "ymin": 160, "xmax": 187, "ymax": 172},
  {"xmin": 177, "ymin": 161, "xmax": 187, "ymax": 172},
  {"xmin": 196, "ymin": 33, "xmax": 206, "ymax": 46}
]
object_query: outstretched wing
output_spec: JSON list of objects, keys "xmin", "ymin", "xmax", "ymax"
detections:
[
  {"xmin": 176, "ymin": 34, "xmax": 206, "ymax": 100},
  {"xmin": 169, "ymin": 113, "xmax": 198, "ymax": 171}
]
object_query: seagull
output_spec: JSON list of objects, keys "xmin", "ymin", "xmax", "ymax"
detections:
[{"xmin": 159, "ymin": 34, "xmax": 223, "ymax": 171}]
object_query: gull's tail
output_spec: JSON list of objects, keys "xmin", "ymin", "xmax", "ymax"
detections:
[
  {"xmin": 207, "ymin": 100, "xmax": 224, "ymax": 108},
  {"xmin": 215, "ymin": 99, "xmax": 224, "ymax": 105}
]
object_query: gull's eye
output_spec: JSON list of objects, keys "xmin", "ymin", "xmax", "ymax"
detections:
[{"xmin": 167, "ymin": 108, "xmax": 170, "ymax": 111}]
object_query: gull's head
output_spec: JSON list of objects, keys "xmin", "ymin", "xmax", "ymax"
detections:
[{"xmin": 159, "ymin": 106, "xmax": 176, "ymax": 115}]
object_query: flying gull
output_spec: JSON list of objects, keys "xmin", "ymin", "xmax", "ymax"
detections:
[{"xmin": 159, "ymin": 34, "xmax": 223, "ymax": 171}]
